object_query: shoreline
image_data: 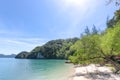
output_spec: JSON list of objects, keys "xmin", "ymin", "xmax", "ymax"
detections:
[{"xmin": 69, "ymin": 64, "xmax": 120, "ymax": 80}]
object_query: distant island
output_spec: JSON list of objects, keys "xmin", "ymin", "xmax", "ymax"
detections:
[{"xmin": 0, "ymin": 54, "xmax": 16, "ymax": 58}]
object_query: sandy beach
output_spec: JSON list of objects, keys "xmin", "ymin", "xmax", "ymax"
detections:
[{"xmin": 70, "ymin": 64, "xmax": 120, "ymax": 80}]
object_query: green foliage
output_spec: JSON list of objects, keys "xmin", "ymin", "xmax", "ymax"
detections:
[
  {"xmin": 69, "ymin": 34, "xmax": 103, "ymax": 64},
  {"xmin": 107, "ymin": 9, "xmax": 120, "ymax": 28},
  {"xmin": 69, "ymin": 55, "xmax": 79, "ymax": 64},
  {"xmin": 101, "ymin": 22, "xmax": 120, "ymax": 56}
]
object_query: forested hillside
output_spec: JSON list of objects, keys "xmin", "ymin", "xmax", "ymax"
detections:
[{"xmin": 15, "ymin": 38, "xmax": 79, "ymax": 59}]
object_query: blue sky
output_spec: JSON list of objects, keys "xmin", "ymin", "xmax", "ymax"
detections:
[{"xmin": 0, "ymin": 0, "xmax": 118, "ymax": 54}]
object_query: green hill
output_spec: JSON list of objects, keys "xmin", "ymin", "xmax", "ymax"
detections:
[{"xmin": 15, "ymin": 38, "xmax": 79, "ymax": 59}]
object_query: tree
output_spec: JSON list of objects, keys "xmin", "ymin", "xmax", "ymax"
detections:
[
  {"xmin": 69, "ymin": 22, "xmax": 120, "ymax": 73},
  {"xmin": 106, "ymin": 0, "xmax": 120, "ymax": 28},
  {"xmin": 69, "ymin": 3, "xmax": 120, "ymax": 73},
  {"xmin": 100, "ymin": 22, "xmax": 120, "ymax": 73},
  {"xmin": 115, "ymin": 9, "xmax": 120, "ymax": 22},
  {"xmin": 92, "ymin": 25, "xmax": 98, "ymax": 34},
  {"xmin": 69, "ymin": 34, "xmax": 102, "ymax": 64},
  {"xmin": 107, "ymin": 9, "xmax": 120, "ymax": 28},
  {"xmin": 107, "ymin": 0, "xmax": 120, "ymax": 6},
  {"xmin": 84, "ymin": 26, "xmax": 90, "ymax": 35},
  {"xmin": 107, "ymin": 16, "xmax": 116, "ymax": 28}
]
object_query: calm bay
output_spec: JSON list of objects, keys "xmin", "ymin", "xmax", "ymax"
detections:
[{"xmin": 0, "ymin": 58, "xmax": 73, "ymax": 80}]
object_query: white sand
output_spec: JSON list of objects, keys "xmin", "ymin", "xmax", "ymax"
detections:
[{"xmin": 72, "ymin": 64, "xmax": 120, "ymax": 80}]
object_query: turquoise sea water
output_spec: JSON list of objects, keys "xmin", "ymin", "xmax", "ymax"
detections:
[{"xmin": 0, "ymin": 58, "xmax": 73, "ymax": 80}]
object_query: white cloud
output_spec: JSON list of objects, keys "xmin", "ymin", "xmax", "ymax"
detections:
[{"xmin": 0, "ymin": 38, "xmax": 47, "ymax": 54}]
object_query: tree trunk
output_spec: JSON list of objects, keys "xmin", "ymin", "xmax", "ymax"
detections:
[{"xmin": 107, "ymin": 58, "xmax": 120, "ymax": 74}]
